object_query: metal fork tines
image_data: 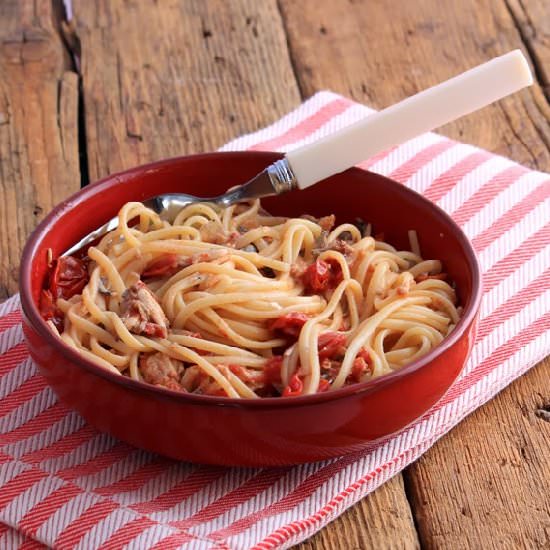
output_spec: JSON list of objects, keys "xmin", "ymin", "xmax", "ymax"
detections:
[{"xmin": 63, "ymin": 158, "xmax": 298, "ymax": 256}]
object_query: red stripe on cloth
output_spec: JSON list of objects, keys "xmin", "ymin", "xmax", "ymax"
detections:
[
  {"xmin": 208, "ymin": 451, "xmax": 366, "ymax": 540},
  {"xmin": 472, "ymin": 180, "xmax": 550, "ymax": 252},
  {"xmin": 477, "ymin": 268, "xmax": 550, "ymax": 340},
  {"xmin": 96, "ymin": 516, "xmax": 157, "ymax": 550},
  {"xmin": 0, "ymin": 469, "xmax": 48, "ymax": 511},
  {"xmin": 18, "ymin": 539, "xmax": 48, "ymax": 550},
  {"xmin": 441, "ymin": 310, "xmax": 550, "ymax": 405},
  {"xmin": 171, "ymin": 467, "xmax": 290, "ymax": 528},
  {"xmin": 53, "ymin": 500, "xmax": 119, "ymax": 549},
  {"xmin": 0, "ymin": 343, "xmax": 29, "ymax": 375},
  {"xmin": 0, "ymin": 403, "xmax": 68, "ymax": 445},
  {"xmin": 147, "ymin": 531, "xmax": 200, "ymax": 550},
  {"xmin": 0, "ymin": 451, "xmax": 12, "ymax": 464},
  {"xmin": 0, "ymin": 375, "xmax": 47, "ymax": 419},
  {"xmin": 0, "ymin": 310, "xmax": 22, "ymax": 332},
  {"xmin": 0, "ymin": 524, "xmax": 46, "ymax": 550},
  {"xmin": 388, "ymin": 140, "xmax": 455, "ymax": 184},
  {"xmin": 423, "ymin": 150, "xmax": 491, "ymax": 202},
  {"xmin": 482, "ymin": 222, "xmax": 550, "ymax": 293},
  {"xmin": 451, "ymin": 164, "xmax": 528, "ymax": 225},
  {"xmin": 20, "ymin": 425, "xmax": 97, "ymax": 465},
  {"xmin": 56, "ymin": 441, "xmax": 134, "ymax": 481},
  {"xmin": 249, "ymin": 98, "xmax": 353, "ymax": 152},
  {"xmin": 95, "ymin": 457, "xmax": 172, "ymax": 496},
  {"xmin": 18, "ymin": 484, "xmax": 83, "ymax": 536},
  {"xmin": 255, "ymin": 526, "xmax": 299, "ymax": 549},
  {"xmin": 130, "ymin": 466, "xmax": 227, "ymax": 514}
]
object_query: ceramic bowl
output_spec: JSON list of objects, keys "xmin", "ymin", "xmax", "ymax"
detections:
[{"xmin": 20, "ymin": 152, "xmax": 482, "ymax": 466}]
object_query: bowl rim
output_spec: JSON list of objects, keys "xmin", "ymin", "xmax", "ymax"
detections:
[{"xmin": 20, "ymin": 151, "xmax": 482, "ymax": 409}]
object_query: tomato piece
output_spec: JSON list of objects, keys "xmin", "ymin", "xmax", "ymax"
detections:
[
  {"xmin": 142, "ymin": 322, "xmax": 169, "ymax": 338},
  {"xmin": 301, "ymin": 259, "xmax": 343, "ymax": 293},
  {"xmin": 325, "ymin": 258, "xmax": 343, "ymax": 287},
  {"xmin": 318, "ymin": 379, "xmax": 331, "ymax": 392},
  {"xmin": 282, "ymin": 373, "xmax": 303, "ymax": 397},
  {"xmin": 302, "ymin": 259, "xmax": 330, "ymax": 292},
  {"xmin": 351, "ymin": 358, "xmax": 368, "ymax": 382},
  {"xmin": 263, "ymin": 356, "xmax": 283, "ymax": 385},
  {"xmin": 270, "ymin": 312, "xmax": 309, "ymax": 338},
  {"xmin": 317, "ymin": 331, "xmax": 347, "ymax": 360},
  {"xmin": 228, "ymin": 364, "xmax": 242, "ymax": 374},
  {"xmin": 142, "ymin": 254, "xmax": 181, "ymax": 279},
  {"xmin": 50, "ymin": 256, "xmax": 89, "ymax": 299},
  {"xmin": 39, "ymin": 289, "xmax": 64, "ymax": 332},
  {"xmin": 228, "ymin": 364, "xmax": 250, "ymax": 381},
  {"xmin": 350, "ymin": 348, "xmax": 371, "ymax": 382},
  {"xmin": 39, "ymin": 289, "xmax": 57, "ymax": 319}
]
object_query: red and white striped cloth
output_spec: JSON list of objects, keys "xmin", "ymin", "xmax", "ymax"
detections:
[{"xmin": 1, "ymin": 91, "xmax": 549, "ymax": 549}]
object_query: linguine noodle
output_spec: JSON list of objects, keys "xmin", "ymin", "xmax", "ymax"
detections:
[{"xmin": 44, "ymin": 200, "xmax": 460, "ymax": 399}]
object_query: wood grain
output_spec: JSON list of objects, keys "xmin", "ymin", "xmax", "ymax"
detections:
[
  {"xmin": 0, "ymin": 0, "xmax": 79, "ymax": 298},
  {"xmin": 279, "ymin": 0, "xmax": 550, "ymax": 548},
  {"xmin": 72, "ymin": 0, "xmax": 301, "ymax": 182},
  {"xmin": 505, "ymin": 0, "xmax": 550, "ymax": 101}
]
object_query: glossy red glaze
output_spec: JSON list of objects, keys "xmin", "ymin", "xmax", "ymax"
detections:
[{"xmin": 20, "ymin": 152, "xmax": 482, "ymax": 466}]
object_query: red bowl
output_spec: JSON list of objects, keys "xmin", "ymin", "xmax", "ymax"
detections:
[{"xmin": 20, "ymin": 152, "xmax": 481, "ymax": 466}]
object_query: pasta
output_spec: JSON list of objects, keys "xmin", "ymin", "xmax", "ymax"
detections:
[{"xmin": 40, "ymin": 200, "xmax": 461, "ymax": 398}]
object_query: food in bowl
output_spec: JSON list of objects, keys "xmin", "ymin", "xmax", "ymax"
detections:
[
  {"xmin": 39, "ymin": 198, "xmax": 460, "ymax": 399},
  {"xmin": 21, "ymin": 152, "xmax": 480, "ymax": 465}
]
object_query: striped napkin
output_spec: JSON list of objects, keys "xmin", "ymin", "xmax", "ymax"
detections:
[{"xmin": 1, "ymin": 91, "xmax": 549, "ymax": 550}]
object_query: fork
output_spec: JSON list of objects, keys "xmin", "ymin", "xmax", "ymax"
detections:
[{"xmin": 64, "ymin": 50, "xmax": 532, "ymax": 256}]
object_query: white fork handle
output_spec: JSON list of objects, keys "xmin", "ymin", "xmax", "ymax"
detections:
[{"xmin": 286, "ymin": 50, "xmax": 533, "ymax": 189}]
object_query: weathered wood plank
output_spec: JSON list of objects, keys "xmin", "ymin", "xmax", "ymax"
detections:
[
  {"xmin": 505, "ymin": 0, "xmax": 550, "ymax": 101},
  {"xmin": 72, "ymin": 0, "xmax": 301, "ymax": 182},
  {"xmin": 279, "ymin": 0, "xmax": 550, "ymax": 548},
  {"xmin": 0, "ymin": 0, "xmax": 80, "ymax": 298}
]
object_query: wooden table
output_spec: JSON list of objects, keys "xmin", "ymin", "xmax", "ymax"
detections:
[{"xmin": 2, "ymin": 0, "xmax": 549, "ymax": 547}]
